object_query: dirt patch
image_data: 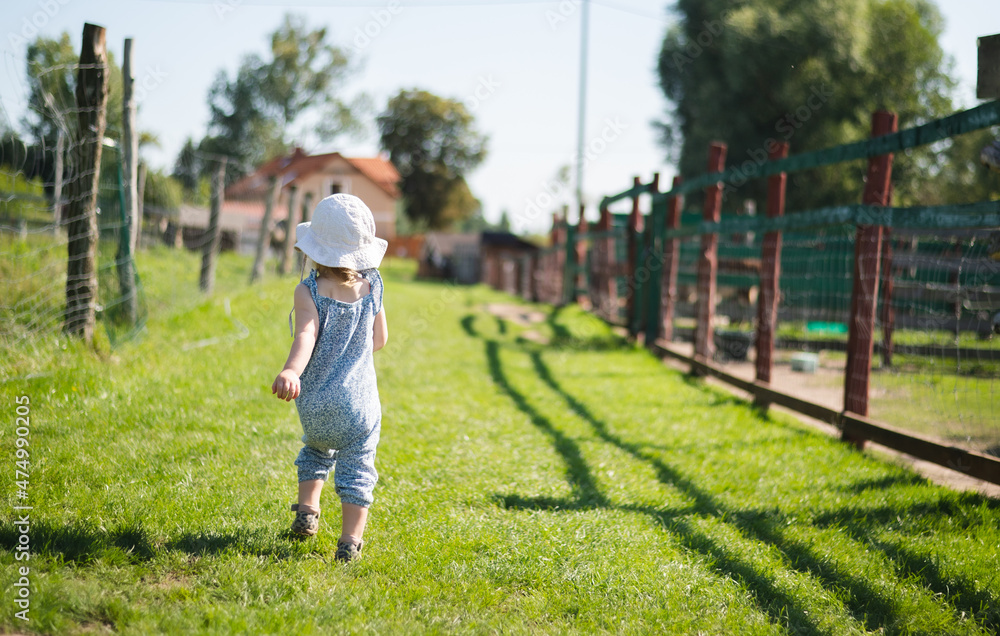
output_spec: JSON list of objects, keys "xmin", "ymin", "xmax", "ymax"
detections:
[{"xmin": 484, "ymin": 303, "xmax": 546, "ymax": 327}]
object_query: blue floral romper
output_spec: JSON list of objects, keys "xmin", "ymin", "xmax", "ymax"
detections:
[{"xmin": 294, "ymin": 268, "xmax": 383, "ymax": 508}]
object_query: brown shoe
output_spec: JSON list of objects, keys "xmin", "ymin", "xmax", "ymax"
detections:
[
  {"xmin": 335, "ymin": 539, "xmax": 363, "ymax": 562},
  {"xmin": 290, "ymin": 504, "xmax": 320, "ymax": 536}
]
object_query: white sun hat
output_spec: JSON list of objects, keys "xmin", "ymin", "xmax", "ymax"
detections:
[{"xmin": 294, "ymin": 194, "xmax": 388, "ymax": 270}]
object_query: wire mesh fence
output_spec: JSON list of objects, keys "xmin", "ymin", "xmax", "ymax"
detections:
[
  {"xmin": 1, "ymin": 56, "xmax": 145, "ymax": 374},
  {"xmin": 485, "ymin": 101, "xmax": 1000, "ymax": 482}
]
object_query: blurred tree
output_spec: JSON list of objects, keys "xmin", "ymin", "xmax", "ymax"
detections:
[
  {"xmin": 199, "ymin": 13, "xmax": 367, "ymax": 182},
  {"xmin": 22, "ymin": 33, "xmax": 124, "ymax": 147},
  {"xmin": 172, "ymin": 138, "xmax": 201, "ymax": 195},
  {"xmin": 655, "ymin": 0, "xmax": 956, "ymax": 211},
  {"xmin": 16, "ymin": 33, "xmax": 124, "ymax": 191},
  {"xmin": 142, "ymin": 168, "xmax": 184, "ymax": 212},
  {"xmin": 377, "ymin": 89, "xmax": 488, "ymax": 228},
  {"xmin": 497, "ymin": 209, "xmax": 512, "ymax": 232},
  {"xmin": 921, "ymin": 128, "xmax": 1000, "ymax": 205}
]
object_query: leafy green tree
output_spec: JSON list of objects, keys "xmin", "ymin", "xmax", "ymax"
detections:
[
  {"xmin": 377, "ymin": 89, "xmax": 488, "ymax": 228},
  {"xmin": 200, "ymin": 13, "xmax": 366, "ymax": 182},
  {"xmin": 655, "ymin": 0, "xmax": 955, "ymax": 212}
]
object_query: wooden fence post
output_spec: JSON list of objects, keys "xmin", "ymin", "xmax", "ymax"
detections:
[
  {"xmin": 693, "ymin": 143, "xmax": 727, "ymax": 361},
  {"xmin": 301, "ymin": 190, "xmax": 314, "ymax": 224},
  {"xmin": 122, "ymin": 38, "xmax": 139, "ymax": 254},
  {"xmin": 626, "ymin": 176, "xmax": 642, "ymax": 337},
  {"xmin": 552, "ymin": 213, "xmax": 565, "ymax": 305},
  {"xmin": 844, "ymin": 111, "xmax": 898, "ymax": 445},
  {"xmin": 297, "ymin": 190, "xmax": 314, "ymax": 272},
  {"xmin": 563, "ymin": 217, "xmax": 577, "ymax": 304},
  {"xmin": 200, "ymin": 157, "xmax": 227, "ymax": 293},
  {"xmin": 64, "ymin": 23, "xmax": 109, "ymax": 342},
  {"xmin": 644, "ymin": 173, "xmax": 663, "ymax": 345},
  {"xmin": 137, "ymin": 161, "xmax": 147, "ymax": 247},
  {"xmin": 661, "ymin": 176, "xmax": 683, "ymax": 341},
  {"xmin": 250, "ymin": 175, "xmax": 281, "ymax": 284},
  {"xmin": 755, "ymin": 141, "xmax": 789, "ymax": 389},
  {"xmin": 575, "ymin": 204, "xmax": 589, "ymax": 306},
  {"xmin": 52, "ymin": 129, "xmax": 64, "ymax": 235},
  {"xmin": 598, "ymin": 203, "xmax": 616, "ymax": 320},
  {"xmin": 118, "ymin": 37, "xmax": 139, "ymax": 324},
  {"xmin": 880, "ymin": 184, "xmax": 896, "ymax": 367},
  {"xmin": 280, "ymin": 184, "xmax": 302, "ymax": 275},
  {"xmin": 529, "ymin": 253, "xmax": 539, "ymax": 302}
]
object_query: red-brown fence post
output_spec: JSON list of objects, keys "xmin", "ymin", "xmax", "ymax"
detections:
[
  {"xmin": 693, "ymin": 143, "xmax": 727, "ymax": 362},
  {"xmin": 755, "ymin": 141, "xmax": 789, "ymax": 389},
  {"xmin": 599, "ymin": 203, "xmax": 616, "ymax": 321},
  {"xmin": 576, "ymin": 204, "xmax": 589, "ymax": 306},
  {"xmin": 661, "ymin": 176, "xmax": 683, "ymax": 341},
  {"xmin": 552, "ymin": 213, "xmax": 566, "ymax": 305},
  {"xmin": 880, "ymin": 184, "xmax": 896, "ymax": 368},
  {"xmin": 644, "ymin": 173, "xmax": 662, "ymax": 345},
  {"xmin": 844, "ymin": 111, "xmax": 898, "ymax": 446},
  {"xmin": 626, "ymin": 176, "xmax": 642, "ymax": 337}
]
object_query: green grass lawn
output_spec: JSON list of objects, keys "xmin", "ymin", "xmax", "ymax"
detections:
[{"xmin": 3, "ymin": 246, "xmax": 1000, "ymax": 634}]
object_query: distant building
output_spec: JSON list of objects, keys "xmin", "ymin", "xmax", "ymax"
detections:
[
  {"xmin": 419, "ymin": 231, "xmax": 539, "ymax": 288},
  {"xmin": 419, "ymin": 232, "xmax": 482, "ymax": 283},
  {"xmin": 157, "ymin": 148, "xmax": 401, "ymax": 253}
]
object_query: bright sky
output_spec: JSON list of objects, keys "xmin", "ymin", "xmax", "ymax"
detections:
[{"xmin": 0, "ymin": 0, "xmax": 995, "ymax": 234}]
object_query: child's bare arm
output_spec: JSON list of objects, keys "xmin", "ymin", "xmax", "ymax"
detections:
[
  {"xmin": 272, "ymin": 284, "xmax": 319, "ymax": 401},
  {"xmin": 372, "ymin": 308, "xmax": 388, "ymax": 352}
]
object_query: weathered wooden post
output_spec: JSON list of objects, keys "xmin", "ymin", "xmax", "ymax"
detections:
[
  {"xmin": 644, "ymin": 173, "xmax": 663, "ymax": 345},
  {"xmin": 626, "ymin": 176, "xmax": 642, "ymax": 337},
  {"xmin": 693, "ymin": 143, "xmax": 727, "ymax": 362},
  {"xmin": 844, "ymin": 110, "xmax": 898, "ymax": 446},
  {"xmin": 64, "ymin": 23, "xmax": 109, "ymax": 342},
  {"xmin": 661, "ymin": 176, "xmax": 683, "ymax": 341},
  {"xmin": 200, "ymin": 157, "xmax": 227, "ymax": 293},
  {"xmin": 250, "ymin": 175, "xmax": 281, "ymax": 284},
  {"xmin": 122, "ymin": 38, "xmax": 139, "ymax": 254},
  {"xmin": 52, "ymin": 129, "xmax": 64, "ymax": 235},
  {"xmin": 118, "ymin": 37, "xmax": 139, "ymax": 324},
  {"xmin": 280, "ymin": 184, "xmax": 302, "ymax": 275},
  {"xmin": 755, "ymin": 141, "xmax": 789, "ymax": 388}
]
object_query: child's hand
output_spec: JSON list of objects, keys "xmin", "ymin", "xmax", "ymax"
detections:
[{"xmin": 272, "ymin": 369, "xmax": 301, "ymax": 401}]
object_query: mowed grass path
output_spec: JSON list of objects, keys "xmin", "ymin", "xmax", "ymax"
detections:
[{"xmin": 3, "ymin": 248, "xmax": 1000, "ymax": 634}]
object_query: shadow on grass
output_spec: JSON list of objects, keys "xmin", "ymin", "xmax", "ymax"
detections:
[
  {"xmin": 0, "ymin": 520, "xmax": 156, "ymax": 565},
  {"xmin": 814, "ymin": 501, "xmax": 1000, "ymax": 629},
  {"xmin": 167, "ymin": 529, "xmax": 318, "ymax": 559},
  {"xmin": 0, "ymin": 520, "xmax": 322, "ymax": 565},
  {"xmin": 462, "ymin": 311, "xmax": 1000, "ymax": 634},
  {"xmin": 545, "ymin": 305, "xmax": 629, "ymax": 351}
]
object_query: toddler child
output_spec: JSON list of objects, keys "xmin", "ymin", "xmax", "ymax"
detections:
[{"xmin": 272, "ymin": 193, "xmax": 388, "ymax": 562}]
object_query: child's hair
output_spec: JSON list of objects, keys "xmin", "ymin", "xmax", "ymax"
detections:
[{"xmin": 313, "ymin": 261, "xmax": 362, "ymax": 285}]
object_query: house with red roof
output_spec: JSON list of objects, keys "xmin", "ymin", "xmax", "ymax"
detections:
[
  {"xmin": 155, "ymin": 148, "xmax": 400, "ymax": 254},
  {"xmin": 225, "ymin": 148, "xmax": 400, "ymax": 244}
]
